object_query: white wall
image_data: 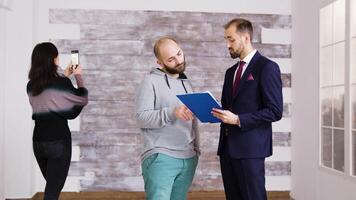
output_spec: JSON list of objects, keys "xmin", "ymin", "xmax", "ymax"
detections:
[
  {"xmin": 2, "ymin": 0, "xmax": 291, "ymax": 198},
  {"xmin": 0, "ymin": 7, "xmax": 6, "ymax": 200},
  {"xmin": 292, "ymin": 0, "xmax": 356, "ymax": 199},
  {"xmin": 291, "ymin": 0, "xmax": 319, "ymax": 198},
  {"xmin": 2, "ymin": 0, "xmax": 36, "ymax": 198}
]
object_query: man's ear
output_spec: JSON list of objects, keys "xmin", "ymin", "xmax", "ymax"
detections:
[
  {"xmin": 243, "ymin": 33, "xmax": 251, "ymax": 43},
  {"xmin": 156, "ymin": 59, "xmax": 163, "ymax": 67}
]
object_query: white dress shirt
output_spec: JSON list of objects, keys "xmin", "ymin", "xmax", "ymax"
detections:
[{"xmin": 233, "ymin": 49, "xmax": 257, "ymax": 83}]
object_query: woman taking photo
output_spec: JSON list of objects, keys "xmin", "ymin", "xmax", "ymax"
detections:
[{"xmin": 27, "ymin": 42, "xmax": 88, "ymax": 200}]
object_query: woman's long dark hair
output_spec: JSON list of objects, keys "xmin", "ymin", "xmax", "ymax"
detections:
[{"xmin": 28, "ymin": 42, "xmax": 60, "ymax": 95}]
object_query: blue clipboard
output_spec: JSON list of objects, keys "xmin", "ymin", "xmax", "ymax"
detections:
[{"xmin": 176, "ymin": 91, "xmax": 222, "ymax": 123}]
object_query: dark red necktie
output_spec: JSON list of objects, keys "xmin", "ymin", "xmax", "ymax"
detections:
[{"xmin": 232, "ymin": 61, "xmax": 245, "ymax": 97}]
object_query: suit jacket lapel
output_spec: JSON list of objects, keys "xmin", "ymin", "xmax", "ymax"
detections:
[{"xmin": 233, "ymin": 51, "xmax": 261, "ymax": 101}]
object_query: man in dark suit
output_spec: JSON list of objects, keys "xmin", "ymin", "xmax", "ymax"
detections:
[{"xmin": 212, "ymin": 18, "xmax": 283, "ymax": 200}]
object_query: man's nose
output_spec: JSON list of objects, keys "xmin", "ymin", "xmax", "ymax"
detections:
[{"xmin": 175, "ymin": 57, "xmax": 182, "ymax": 65}]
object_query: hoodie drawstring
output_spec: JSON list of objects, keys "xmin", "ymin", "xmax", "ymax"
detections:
[
  {"xmin": 181, "ymin": 80, "xmax": 188, "ymax": 94},
  {"xmin": 164, "ymin": 74, "xmax": 171, "ymax": 89},
  {"xmin": 164, "ymin": 74, "xmax": 188, "ymax": 94}
]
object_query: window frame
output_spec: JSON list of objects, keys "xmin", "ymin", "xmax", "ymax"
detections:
[{"xmin": 319, "ymin": 0, "xmax": 355, "ymax": 177}]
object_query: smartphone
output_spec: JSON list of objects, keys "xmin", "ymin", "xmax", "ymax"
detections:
[{"xmin": 71, "ymin": 50, "xmax": 79, "ymax": 69}]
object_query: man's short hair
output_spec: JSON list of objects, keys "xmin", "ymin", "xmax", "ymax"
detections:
[
  {"xmin": 153, "ymin": 37, "xmax": 177, "ymax": 59},
  {"xmin": 224, "ymin": 18, "xmax": 253, "ymax": 41}
]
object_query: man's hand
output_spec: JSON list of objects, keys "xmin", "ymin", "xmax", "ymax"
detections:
[
  {"xmin": 175, "ymin": 105, "xmax": 194, "ymax": 121},
  {"xmin": 211, "ymin": 108, "xmax": 240, "ymax": 126}
]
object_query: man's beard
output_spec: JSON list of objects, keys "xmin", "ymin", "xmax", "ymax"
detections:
[
  {"xmin": 163, "ymin": 58, "xmax": 186, "ymax": 74},
  {"xmin": 229, "ymin": 47, "xmax": 240, "ymax": 59}
]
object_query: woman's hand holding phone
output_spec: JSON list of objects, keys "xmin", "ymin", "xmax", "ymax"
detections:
[
  {"xmin": 64, "ymin": 63, "xmax": 73, "ymax": 77},
  {"xmin": 73, "ymin": 65, "xmax": 82, "ymax": 75},
  {"xmin": 64, "ymin": 64, "xmax": 83, "ymax": 77},
  {"xmin": 64, "ymin": 50, "xmax": 82, "ymax": 77}
]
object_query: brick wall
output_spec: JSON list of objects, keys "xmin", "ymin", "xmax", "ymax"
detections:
[{"xmin": 50, "ymin": 9, "xmax": 292, "ymax": 191}]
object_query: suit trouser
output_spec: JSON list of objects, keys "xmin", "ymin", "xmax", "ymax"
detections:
[
  {"xmin": 33, "ymin": 138, "xmax": 72, "ymax": 200},
  {"xmin": 220, "ymin": 142, "xmax": 267, "ymax": 200},
  {"xmin": 142, "ymin": 153, "xmax": 198, "ymax": 200}
]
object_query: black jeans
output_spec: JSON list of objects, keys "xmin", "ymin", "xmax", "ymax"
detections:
[{"xmin": 33, "ymin": 138, "xmax": 72, "ymax": 200}]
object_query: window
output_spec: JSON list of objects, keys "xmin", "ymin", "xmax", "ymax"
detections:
[
  {"xmin": 320, "ymin": 0, "xmax": 345, "ymax": 172},
  {"xmin": 320, "ymin": 0, "xmax": 356, "ymax": 175}
]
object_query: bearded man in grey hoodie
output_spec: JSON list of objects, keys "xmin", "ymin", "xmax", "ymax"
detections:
[{"xmin": 135, "ymin": 37, "xmax": 200, "ymax": 200}]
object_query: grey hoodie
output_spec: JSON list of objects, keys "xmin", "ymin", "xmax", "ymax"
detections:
[{"xmin": 135, "ymin": 68, "xmax": 200, "ymax": 161}]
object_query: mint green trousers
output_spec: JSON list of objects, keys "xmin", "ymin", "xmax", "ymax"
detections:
[{"xmin": 142, "ymin": 153, "xmax": 198, "ymax": 200}]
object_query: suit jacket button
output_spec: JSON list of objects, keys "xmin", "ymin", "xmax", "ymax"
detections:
[{"xmin": 225, "ymin": 128, "xmax": 228, "ymax": 136}]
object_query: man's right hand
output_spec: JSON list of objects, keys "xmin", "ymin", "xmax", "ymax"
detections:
[{"xmin": 174, "ymin": 105, "xmax": 194, "ymax": 121}]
